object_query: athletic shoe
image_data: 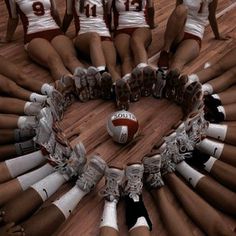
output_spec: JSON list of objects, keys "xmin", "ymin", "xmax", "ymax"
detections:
[
  {"xmin": 87, "ymin": 66, "xmax": 101, "ymax": 99},
  {"xmin": 123, "ymin": 163, "xmax": 144, "ymax": 201},
  {"xmin": 100, "ymin": 166, "xmax": 124, "ymax": 201},
  {"xmin": 160, "ymin": 150, "xmax": 176, "ymax": 176},
  {"xmin": 34, "ymin": 117, "xmax": 52, "ymax": 146},
  {"xmin": 74, "ymin": 67, "xmax": 90, "ymax": 102},
  {"xmin": 60, "ymin": 74, "xmax": 76, "ymax": 108},
  {"xmin": 204, "ymin": 106, "xmax": 225, "ymax": 123},
  {"xmin": 152, "ymin": 68, "xmax": 167, "ymax": 98},
  {"xmin": 46, "ymin": 97, "xmax": 63, "ymax": 121},
  {"xmin": 99, "ymin": 72, "xmax": 113, "ymax": 100},
  {"xmin": 174, "ymin": 74, "xmax": 188, "ymax": 104},
  {"xmin": 115, "ymin": 78, "xmax": 131, "ymax": 110},
  {"xmin": 141, "ymin": 66, "xmax": 155, "ymax": 97},
  {"xmin": 128, "ymin": 67, "xmax": 142, "ymax": 102},
  {"xmin": 56, "ymin": 142, "xmax": 87, "ymax": 180},
  {"xmin": 76, "ymin": 154, "xmax": 106, "ymax": 193},
  {"xmin": 204, "ymin": 94, "xmax": 222, "ymax": 109},
  {"xmin": 164, "ymin": 69, "xmax": 181, "ymax": 100},
  {"xmin": 38, "ymin": 107, "xmax": 54, "ymax": 128},
  {"xmin": 157, "ymin": 50, "xmax": 169, "ymax": 69},
  {"xmin": 185, "ymin": 149, "xmax": 210, "ymax": 169},
  {"xmin": 143, "ymin": 154, "xmax": 164, "ymax": 188}
]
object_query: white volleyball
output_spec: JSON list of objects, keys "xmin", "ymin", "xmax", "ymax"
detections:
[{"xmin": 107, "ymin": 110, "xmax": 139, "ymax": 144}]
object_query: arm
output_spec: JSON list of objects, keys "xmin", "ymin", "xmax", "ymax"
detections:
[
  {"xmin": 208, "ymin": 0, "xmax": 229, "ymax": 40},
  {"xmin": 0, "ymin": 17, "xmax": 19, "ymax": 43},
  {"xmin": 146, "ymin": 0, "xmax": 155, "ymax": 29},
  {"xmin": 50, "ymin": 0, "xmax": 62, "ymax": 27},
  {"xmin": 61, "ymin": 0, "xmax": 73, "ymax": 33}
]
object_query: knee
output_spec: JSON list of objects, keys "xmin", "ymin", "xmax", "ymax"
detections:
[
  {"xmin": 88, "ymin": 32, "xmax": 102, "ymax": 45},
  {"xmin": 175, "ymin": 4, "xmax": 188, "ymax": 19}
]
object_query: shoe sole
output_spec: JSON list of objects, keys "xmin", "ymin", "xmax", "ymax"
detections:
[
  {"xmin": 115, "ymin": 79, "xmax": 130, "ymax": 110},
  {"xmin": 142, "ymin": 66, "xmax": 155, "ymax": 97},
  {"xmin": 129, "ymin": 67, "xmax": 142, "ymax": 102},
  {"xmin": 87, "ymin": 67, "xmax": 101, "ymax": 99},
  {"xmin": 153, "ymin": 68, "xmax": 166, "ymax": 98},
  {"xmin": 100, "ymin": 72, "xmax": 113, "ymax": 100}
]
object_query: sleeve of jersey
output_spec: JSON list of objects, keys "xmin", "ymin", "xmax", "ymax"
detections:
[
  {"xmin": 4, "ymin": 0, "xmax": 17, "ymax": 19},
  {"xmin": 66, "ymin": 0, "xmax": 73, "ymax": 15}
]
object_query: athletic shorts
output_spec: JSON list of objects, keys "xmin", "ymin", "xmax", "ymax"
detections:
[
  {"xmin": 114, "ymin": 27, "xmax": 139, "ymax": 37},
  {"xmin": 171, "ymin": 32, "xmax": 202, "ymax": 53},
  {"xmin": 24, "ymin": 29, "xmax": 64, "ymax": 50}
]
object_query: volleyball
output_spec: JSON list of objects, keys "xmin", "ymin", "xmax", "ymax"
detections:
[{"xmin": 107, "ymin": 110, "xmax": 139, "ymax": 144}]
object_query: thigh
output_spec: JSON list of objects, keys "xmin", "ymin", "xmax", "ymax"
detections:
[
  {"xmin": 74, "ymin": 33, "xmax": 94, "ymax": 57},
  {"xmin": 114, "ymin": 33, "xmax": 132, "ymax": 59},
  {"xmin": 27, "ymin": 38, "xmax": 62, "ymax": 67},
  {"xmin": 132, "ymin": 27, "xmax": 152, "ymax": 48},
  {"xmin": 51, "ymin": 35, "xmax": 78, "ymax": 59}
]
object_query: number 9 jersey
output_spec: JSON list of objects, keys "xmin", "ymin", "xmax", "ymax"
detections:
[
  {"xmin": 4, "ymin": 0, "xmax": 60, "ymax": 36},
  {"xmin": 66, "ymin": 0, "xmax": 111, "ymax": 37}
]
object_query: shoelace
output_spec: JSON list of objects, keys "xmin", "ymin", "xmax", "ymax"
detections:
[
  {"xmin": 77, "ymin": 164, "xmax": 101, "ymax": 192},
  {"xmin": 101, "ymin": 177, "xmax": 120, "ymax": 201},
  {"xmin": 125, "ymin": 174, "xmax": 143, "ymax": 200}
]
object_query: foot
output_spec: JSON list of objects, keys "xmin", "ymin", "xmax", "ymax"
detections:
[
  {"xmin": 141, "ymin": 66, "xmax": 155, "ymax": 97},
  {"xmin": 56, "ymin": 142, "xmax": 87, "ymax": 180},
  {"xmin": 100, "ymin": 166, "xmax": 124, "ymax": 202},
  {"xmin": 87, "ymin": 66, "xmax": 101, "ymax": 99},
  {"xmin": 164, "ymin": 69, "xmax": 181, "ymax": 100},
  {"xmin": 46, "ymin": 96, "xmax": 64, "ymax": 121},
  {"xmin": 76, "ymin": 154, "xmax": 106, "ymax": 193},
  {"xmin": 204, "ymin": 94, "xmax": 222, "ymax": 109},
  {"xmin": 128, "ymin": 67, "xmax": 142, "ymax": 102},
  {"xmin": 57, "ymin": 75, "xmax": 75, "ymax": 108},
  {"xmin": 100, "ymin": 72, "xmax": 113, "ymax": 100},
  {"xmin": 152, "ymin": 68, "xmax": 167, "ymax": 98},
  {"xmin": 123, "ymin": 163, "xmax": 144, "ymax": 201},
  {"xmin": 143, "ymin": 154, "xmax": 164, "ymax": 189},
  {"xmin": 115, "ymin": 79, "xmax": 130, "ymax": 110},
  {"xmin": 74, "ymin": 67, "xmax": 90, "ymax": 102},
  {"xmin": 34, "ymin": 117, "xmax": 52, "ymax": 146}
]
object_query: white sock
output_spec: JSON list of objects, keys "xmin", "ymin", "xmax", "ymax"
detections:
[
  {"xmin": 41, "ymin": 83, "xmax": 54, "ymax": 96},
  {"xmin": 30, "ymin": 93, "xmax": 47, "ymax": 103},
  {"xmin": 203, "ymin": 156, "xmax": 217, "ymax": 172},
  {"xmin": 188, "ymin": 74, "xmax": 199, "ymax": 83},
  {"xmin": 31, "ymin": 171, "xmax": 67, "ymax": 201},
  {"xmin": 100, "ymin": 200, "xmax": 118, "ymax": 231},
  {"xmin": 196, "ymin": 138, "xmax": 224, "ymax": 159},
  {"xmin": 53, "ymin": 185, "xmax": 87, "ymax": 219},
  {"xmin": 206, "ymin": 124, "xmax": 228, "ymax": 141},
  {"xmin": 17, "ymin": 163, "xmax": 54, "ymax": 190},
  {"xmin": 137, "ymin": 63, "xmax": 148, "ymax": 69},
  {"xmin": 24, "ymin": 102, "xmax": 42, "ymax": 115},
  {"xmin": 17, "ymin": 116, "xmax": 37, "ymax": 129},
  {"xmin": 176, "ymin": 161, "xmax": 204, "ymax": 187},
  {"xmin": 129, "ymin": 217, "xmax": 149, "ymax": 232},
  {"xmin": 5, "ymin": 150, "xmax": 47, "ymax": 178},
  {"xmin": 202, "ymin": 83, "xmax": 213, "ymax": 95},
  {"xmin": 217, "ymin": 106, "xmax": 226, "ymax": 119},
  {"xmin": 97, "ymin": 66, "xmax": 106, "ymax": 72}
]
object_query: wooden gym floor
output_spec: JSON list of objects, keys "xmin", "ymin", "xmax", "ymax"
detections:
[{"xmin": 0, "ymin": 0, "xmax": 236, "ymax": 235}]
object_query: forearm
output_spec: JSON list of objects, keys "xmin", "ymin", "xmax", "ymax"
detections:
[
  {"xmin": 209, "ymin": 16, "xmax": 220, "ymax": 39},
  {"xmin": 61, "ymin": 13, "xmax": 73, "ymax": 33},
  {"xmin": 5, "ymin": 17, "xmax": 19, "ymax": 42},
  {"xmin": 146, "ymin": 7, "xmax": 155, "ymax": 29}
]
